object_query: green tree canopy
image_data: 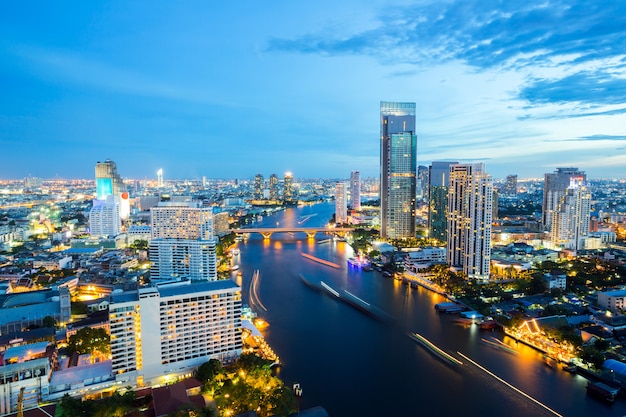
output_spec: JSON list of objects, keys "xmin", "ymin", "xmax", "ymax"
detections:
[{"xmin": 68, "ymin": 327, "xmax": 110, "ymax": 360}]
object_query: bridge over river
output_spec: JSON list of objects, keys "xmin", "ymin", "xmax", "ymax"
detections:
[{"xmin": 230, "ymin": 227, "xmax": 352, "ymax": 239}]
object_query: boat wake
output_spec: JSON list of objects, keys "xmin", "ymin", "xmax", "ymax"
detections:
[
  {"xmin": 408, "ymin": 332, "xmax": 463, "ymax": 366},
  {"xmin": 249, "ymin": 269, "xmax": 268, "ymax": 312}
]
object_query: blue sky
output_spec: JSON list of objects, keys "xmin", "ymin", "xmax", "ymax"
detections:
[{"xmin": 1, "ymin": 1, "xmax": 625, "ymax": 180}]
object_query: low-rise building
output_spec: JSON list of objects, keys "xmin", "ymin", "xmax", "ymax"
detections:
[
  {"xmin": 598, "ymin": 290, "xmax": 626, "ymax": 312},
  {"xmin": 544, "ymin": 270, "xmax": 567, "ymax": 291}
]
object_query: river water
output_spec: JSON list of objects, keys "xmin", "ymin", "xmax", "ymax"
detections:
[{"xmin": 231, "ymin": 202, "xmax": 626, "ymax": 417}]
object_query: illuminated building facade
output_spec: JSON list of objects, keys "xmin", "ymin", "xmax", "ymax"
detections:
[
  {"xmin": 542, "ymin": 167, "xmax": 586, "ymax": 231},
  {"xmin": 157, "ymin": 168, "xmax": 164, "ymax": 187},
  {"xmin": 283, "ymin": 172, "xmax": 295, "ymax": 203},
  {"xmin": 254, "ymin": 174, "xmax": 264, "ymax": 200},
  {"xmin": 95, "ymin": 159, "xmax": 126, "ymax": 200},
  {"xmin": 550, "ymin": 176, "xmax": 591, "ymax": 251},
  {"xmin": 149, "ymin": 202, "xmax": 217, "ymax": 282},
  {"xmin": 502, "ymin": 175, "xmax": 518, "ymax": 195},
  {"xmin": 428, "ymin": 161, "xmax": 458, "ymax": 242},
  {"xmin": 447, "ymin": 163, "xmax": 493, "ymax": 282},
  {"xmin": 350, "ymin": 171, "xmax": 361, "ymax": 210},
  {"xmin": 269, "ymin": 174, "xmax": 279, "ymax": 200},
  {"xmin": 380, "ymin": 101, "xmax": 417, "ymax": 239},
  {"xmin": 335, "ymin": 182, "xmax": 348, "ymax": 224},
  {"xmin": 109, "ymin": 280, "xmax": 242, "ymax": 387},
  {"xmin": 89, "ymin": 195, "xmax": 121, "ymax": 238}
]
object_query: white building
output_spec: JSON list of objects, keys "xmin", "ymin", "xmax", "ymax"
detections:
[
  {"xmin": 598, "ymin": 290, "xmax": 626, "ymax": 312},
  {"xmin": 404, "ymin": 247, "xmax": 446, "ymax": 272},
  {"xmin": 150, "ymin": 202, "xmax": 218, "ymax": 282},
  {"xmin": 89, "ymin": 195, "xmax": 121, "ymax": 238},
  {"xmin": 446, "ymin": 163, "xmax": 493, "ymax": 282},
  {"xmin": 350, "ymin": 171, "xmax": 361, "ymax": 211},
  {"xmin": 550, "ymin": 177, "xmax": 590, "ymax": 252},
  {"xmin": 543, "ymin": 270, "xmax": 567, "ymax": 291},
  {"xmin": 109, "ymin": 280, "xmax": 242, "ymax": 387},
  {"xmin": 335, "ymin": 182, "xmax": 348, "ymax": 224},
  {"xmin": 127, "ymin": 225, "xmax": 152, "ymax": 245}
]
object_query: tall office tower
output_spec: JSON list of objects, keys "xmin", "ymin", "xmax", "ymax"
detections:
[
  {"xmin": 447, "ymin": 163, "xmax": 493, "ymax": 282},
  {"xmin": 335, "ymin": 182, "xmax": 348, "ymax": 224},
  {"xmin": 109, "ymin": 280, "xmax": 242, "ymax": 387},
  {"xmin": 551, "ymin": 176, "xmax": 591, "ymax": 251},
  {"xmin": 269, "ymin": 174, "xmax": 279, "ymax": 201},
  {"xmin": 202, "ymin": 176, "xmax": 207, "ymax": 188},
  {"xmin": 543, "ymin": 167, "xmax": 586, "ymax": 231},
  {"xmin": 502, "ymin": 175, "xmax": 518, "ymax": 195},
  {"xmin": 417, "ymin": 165, "xmax": 429, "ymax": 200},
  {"xmin": 95, "ymin": 159, "xmax": 126, "ymax": 200},
  {"xmin": 350, "ymin": 171, "xmax": 361, "ymax": 210},
  {"xmin": 380, "ymin": 101, "xmax": 417, "ymax": 239},
  {"xmin": 157, "ymin": 168, "xmax": 164, "ymax": 188},
  {"xmin": 149, "ymin": 202, "xmax": 217, "ymax": 282},
  {"xmin": 89, "ymin": 195, "xmax": 121, "ymax": 238},
  {"xmin": 283, "ymin": 172, "xmax": 295, "ymax": 203},
  {"xmin": 254, "ymin": 174, "xmax": 264, "ymax": 200},
  {"xmin": 428, "ymin": 161, "xmax": 458, "ymax": 242}
]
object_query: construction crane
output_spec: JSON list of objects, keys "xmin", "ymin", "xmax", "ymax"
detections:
[{"xmin": 17, "ymin": 387, "xmax": 24, "ymax": 417}]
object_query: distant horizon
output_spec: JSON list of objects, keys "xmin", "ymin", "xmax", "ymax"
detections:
[{"xmin": 2, "ymin": 2, "xmax": 625, "ymax": 180}]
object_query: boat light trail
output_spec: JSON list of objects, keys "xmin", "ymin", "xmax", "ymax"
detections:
[
  {"xmin": 320, "ymin": 281, "xmax": 340, "ymax": 297},
  {"xmin": 457, "ymin": 351, "xmax": 563, "ymax": 417},
  {"xmin": 301, "ymin": 252, "xmax": 341, "ymax": 268}
]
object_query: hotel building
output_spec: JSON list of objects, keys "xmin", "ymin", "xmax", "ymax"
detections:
[{"xmin": 109, "ymin": 280, "xmax": 242, "ymax": 387}]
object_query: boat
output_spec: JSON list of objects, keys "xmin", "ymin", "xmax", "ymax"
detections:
[
  {"xmin": 408, "ymin": 332, "xmax": 463, "ymax": 366},
  {"xmin": 231, "ymin": 265, "xmax": 240, "ymax": 271},
  {"xmin": 586, "ymin": 381, "xmax": 620, "ymax": 403},
  {"xmin": 562, "ymin": 362, "xmax": 577, "ymax": 373},
  {"xmin": 479, "ymin": 319, "xmax": 498, "ymax": 330}
]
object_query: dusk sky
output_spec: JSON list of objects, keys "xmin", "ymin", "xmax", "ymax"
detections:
[{"xmin": 1, "ymin": 1, "xmax": 625, "ymax": 180}]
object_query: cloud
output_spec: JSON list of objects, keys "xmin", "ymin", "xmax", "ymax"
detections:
[{"xmin": 517, "ymin": 71, "xmax": 626, "ymax": 106}]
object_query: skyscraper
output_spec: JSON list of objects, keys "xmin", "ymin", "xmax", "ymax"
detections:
[
  {"xmin": 551, "ymin": 176, "xmax": 591, "ymax": 251},
  {"xmin": 157, "ymin": 168, "xmax": 164, "ymax": 188},
  {"xmin": 428, "ymin": 161, "xmax": 458, "ymax": 242},
  {"xmin": 502, "ymin": 175, "xmax": 518, "ymax": 196},
  {"xmin": 149, "ymin": 202, "xmax": 217, "ymax": 282},
  {"xmin": 335, "ymin": 182, "xmax": 348, "ymax": 224},
  {"xmin": 269, "ymin": 174, "xmax": 279, "ymax": 201},
  {"xmin": 350, "ymin": 171, "xmax": 361, "ymax": 211},
  {"xmin": 380, "ymin": 101, "xmax": 417, "ymax": 239},
  {"xmin": 253, "ymin": 174, "xmax": 264, "ymax": 200},
  {"xmin": 283, "ymin": 172, "xmax": 295, "ymax": 203},
  {"xmin": 95, "ymin": 159, "xmax": 126, "ymax": 200},
  {"xmin": 543, "ymin": 167, "xmax": 586, "ymax": 231},
  {"xmin": 447, "ymin": 163, "xmax": 493, "ymax": 282},
  {"xmin": 89, "ymin": 195, "xmax": 121, "ymax": 238}
]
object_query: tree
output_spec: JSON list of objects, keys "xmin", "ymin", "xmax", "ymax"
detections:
[
  {"xmin": 580, "ymin": 345, "xmax": 606, "ymax": 370},
  {"xmin": 68, "ymin": 327, "xmax": 110, "ymax": 361},
  {"xmin": 197, "ymin": 358, "xmax": 224, "ymax": 384},
  {"xmin": 129, "ymin": 239, "xmax": 149, "ymax": 251},
  {"xmin": 42, "ymin": 315, "xmax": 57, "ymax": 328}
]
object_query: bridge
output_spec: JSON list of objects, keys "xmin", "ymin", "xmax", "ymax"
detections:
[{"xmin": 231, "ymin": 227, "xmax": 352, "ymax": 239}]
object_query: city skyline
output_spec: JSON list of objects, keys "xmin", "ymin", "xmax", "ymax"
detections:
[{"xmin": 1, "ymin": 1, "xmax": 626, "ymax": 180}]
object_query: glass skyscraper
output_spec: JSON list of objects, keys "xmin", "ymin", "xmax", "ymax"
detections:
[
  {"xmin": 380, "ymin": 101, "xmax": 417, "ymax": 239},
  {"xmin": 428, "ymin": 161, "xmax": 458, "ymax": 242}
]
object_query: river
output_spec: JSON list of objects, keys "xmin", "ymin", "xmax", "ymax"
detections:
[{"xmin": 230, "ymin": 201, "xmax": 626, "ymax": 417}]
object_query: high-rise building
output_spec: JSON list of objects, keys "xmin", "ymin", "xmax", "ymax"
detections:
[
  {"xmin": 350, "ymin": 171, "xmax": 361, "ymax": 211},
  {"xmin": 157, "ymin": 168, "xmax": 164, "ymax": 188},
  {"xmin": 283, "ymin": 172, "xmax": 295, "ymax": 203},
  {"xmin": 551, "ymin": 176, "xmax": 591, "ymax": 251},
  {"xmin": 335, "ymin": 182, "xmax": 348, "ymax": 224},
  {"xmin": 95, "ymin": 159, "xmax": 126, "ymax": 200},
  {"xmin": 417, "ymin": 165, "xmax": 429, "ymax": 200},
  {"xmin": 380, "ymin": 101, "xmax": 417, "ymax": 239},
  {"xmin": 89, "ymin": 195, "xmax": 121, "ymax": 238},
  {"xmin": 254, "ymin": 174, "xmax": 264, "ymax": 200},
  {"xmin": 149, "ymin": 202, "xmax": 217, "ymax": 282},
  {"xmin": 543, "ymin": 167, "xmax": 586, "ymax": 231},
  {"xmin": 447, "ymin": 163, "xmax": 493, "ymax": 282},
  {"xmin": 269, "ymin": 174, "xmax": 279, "ymax": 201},
  {"xmin": 109, "ymin": 280, "xmax": 242, "ymax": 387},
  {"xmin": 428, "ymin": 161, "xmax": 458, "ymax": 242},
  {"xmin": 502, "ymin": 175, "xmax": 518, "ymax": 196}
]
